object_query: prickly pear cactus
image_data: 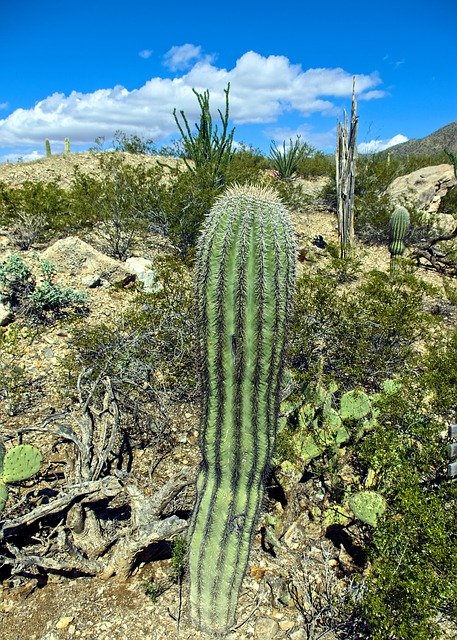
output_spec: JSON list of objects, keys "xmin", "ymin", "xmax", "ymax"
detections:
[
  {"xmin": 0, "ymin": 442, "xmax": 42, "ymax": 514},
  {"xmin": 187, "ymin": 184, "xmax": 296, "ymax": 633},
  {"xmin": 349, "ymin": 490, "xmax": 386, "ymax": 526},
  {"xmin": 388, "ymin": 205, "xmax": 410, "ymax": 273}
]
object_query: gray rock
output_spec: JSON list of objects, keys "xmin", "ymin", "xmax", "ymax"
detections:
[
  {"xmin": 81, "ymin": 274, "xmax": 102, "ymax": 288},
  {"xmin": 124, "ymin": 256, "xmax": 162, "ymax": 293},
  {"xmin": 41, "ymin": 236, "xmax": 134, "ymax": 287},
  {"xmin": 0, "ymin": 301, "xmax": 13, "ymax": 326},
  {"xmin": 387, "ymin": 164, "xmax": 456, "ymax": 214}
]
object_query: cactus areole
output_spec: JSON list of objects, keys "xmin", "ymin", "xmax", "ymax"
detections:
[{"xmin": 188, "ymin": 184, "xmax": 296, "ymax": 633}]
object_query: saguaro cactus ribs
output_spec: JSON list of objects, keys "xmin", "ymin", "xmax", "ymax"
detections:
[{"xmin": 187, "ymin": 183, "xmax": 296, "ymax": 633}]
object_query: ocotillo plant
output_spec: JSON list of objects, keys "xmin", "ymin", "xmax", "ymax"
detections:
[
  {"xmin": 45, "ymin": 138, "xmax": 52, "ymax": 157},
  {"xmin": 188, "ymin": 183, "xmax": 296, "ymax": 633},
  {"xmin": 388, "ymin": 205, "xmax": 410, "ymax": 273}
]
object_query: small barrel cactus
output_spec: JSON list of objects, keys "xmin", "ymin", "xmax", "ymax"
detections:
[
  {"xmin": 388, "ymin": 205, "xmax": 410, "ymax": 273},
  {"xmin": 187, "ymin": 183, "xmax": 296, "ymax": 633},
  {"xmin": 0, "ymin": 440, "xmax": 42, "ymax": 513}
]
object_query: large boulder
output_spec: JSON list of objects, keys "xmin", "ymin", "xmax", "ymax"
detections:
[
  {"xmin": 387, "ymin": 164, "xmax": 456, "ymax": 214},
  {"xmin": 41, "ymin": 236, "xmax": 134, "ymax": 286}
]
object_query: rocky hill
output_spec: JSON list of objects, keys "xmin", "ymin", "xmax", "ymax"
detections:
[{"xmin": 384, "ymin": 120, "xmax": 457, "ymax": 157}]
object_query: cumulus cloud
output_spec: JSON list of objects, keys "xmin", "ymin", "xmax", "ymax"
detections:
[
  {"xmin": 163, "ymin": 44, "xmax": 204, "ymax": 71},
  {"xmin": 0, "ymin": 49, "xmax": 385, "ymax": 151},
  {"xmin": 266, "ymin": 124, "xmax": 337, "ymax": 152},
  {"xmin": 358, "ymin": 134, "xmax": 408, "ymax": 154},
  {"xmin": 139, "ymin": 49, "xmax": 153, "ymax": 59}
]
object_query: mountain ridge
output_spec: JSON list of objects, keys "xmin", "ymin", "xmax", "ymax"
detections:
[{"xmin": 383, "ymin": 120, "xmax": 457, "ymax": 157}]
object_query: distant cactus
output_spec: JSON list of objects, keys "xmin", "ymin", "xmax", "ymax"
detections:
[
  {"xmin": 64, "ymin": 137, "xmax": 71, "ymax": 155},
  {"xmin": 388, "ymin": 205, "xmax": 410, "ymax": 273},
  {"xmin": 0, "ymin": 440, "xmax": 42, "ymax": 513},
  {"xmin": 45, "ymin": 138, "xmax": 52, "ymax": 157},
  {"xmin": 187, "ymin": 183, "xmax": 296, "ymax": 633},
  {"xmin": 349, "ymin": 490, "xmax": 386, "ymax": 526}
]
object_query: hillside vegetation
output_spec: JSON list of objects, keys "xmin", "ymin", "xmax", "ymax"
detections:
[{"xmin": 0, "ymin": 112, "xmax": 457, "ymax": 640}]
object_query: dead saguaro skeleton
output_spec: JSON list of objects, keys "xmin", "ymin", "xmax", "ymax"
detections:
[{"xmin": 336, "ymin": 78, "xmax": 359, "ymax": 259}]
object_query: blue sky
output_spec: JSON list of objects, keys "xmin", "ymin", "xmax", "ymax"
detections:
[{"xmin": 1, "ymin": 0, "xmax": 456, "ymax": 162}]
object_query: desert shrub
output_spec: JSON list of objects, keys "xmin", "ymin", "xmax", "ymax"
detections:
[
  {"xmin": 296, "ymin": 150, "xmax": 335, "ymax": 178},
  {"xmin": 421, "ymin": 327, "xmax": 457, "ymax": 420},
  {"xmin": 63, "ymin": 256, "xmax": 196, "ymax": 447},
  {"xmin": 0, "ymin": 180, "xmax": 73, "ymax": 247},
  {"xmin": 224, "ymin": 143, "xmax": 269, "ymax": 183},
  {"xmin": 288, "ymin": 260, "xmax": 439, "ymax": 393},
  {"xmin": 0, "ymin": 254, "xmax": 86, "ymax": 322},
  {"xmin": 356, "ymin": 387, "xmax": 456, "ymax": 640},
  {"xmin": 112, "ymin": 130, "xmax": 156, "ymax": 155},
  {"xmin": 69, "ymin": 153, "xmax": 167, "ymax": 258}
]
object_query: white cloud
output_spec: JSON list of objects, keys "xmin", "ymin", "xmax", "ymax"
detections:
[
  {"xmin": 0, "ymin": 150, "xmax": 44, "ymax": 164},
  {"xmin": 0, "ymin": 49, "xmax": 385, "ymax": 151},
  {"xmin": 358, "ymin": 134, "xmax": 408, "ymax": 154},
  {"xmin": 163, "ymin": 44, "xmax": 204, "ymax": 71},
  {"xmin": 265, "ymin": 124, "xmax": 337, "ymax": 152},
  {"xmin": 0, "ymin": 102, "xmax": 8, "ymax": 110},
  {"xmin": 139, "ymin": 49, "xmax": 153, "ymax": 59}
]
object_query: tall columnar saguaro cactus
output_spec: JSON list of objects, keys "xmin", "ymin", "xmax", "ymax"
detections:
[
  {"xmin": 188, "ymin": 184, "xmax": 296, "ymax": 633},
  {"xmin": 64, "ymin": 137, "xmax": 71, "ymax": 155},
  {"xmin": 388, "ymin": 205, "xmax": 410, "ymax": 273},
  {"xmin": 45, "ymin": 138, "xmax": 52, "ymax": 158}
]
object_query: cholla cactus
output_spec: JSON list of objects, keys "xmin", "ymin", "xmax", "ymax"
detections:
[
  {"xmin": 45, "ymin": 138, "xmax": 52, "ymax": 158},
  {"xmin": 388, "ymin": 205, "xmax": 410, "ymax": 273},
  {"xmin": 64, "ymin": 137, "xmax": 71, "ymax": 155},
  {"xmin": 0, "ymin": 440, "xmax": 42, "ymax": 513},
  {"xmin": 187, "ymin": 183, "xmax": 296, "ymax": 633}
]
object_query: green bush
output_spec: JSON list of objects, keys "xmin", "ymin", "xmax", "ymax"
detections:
[
  {"xmin": 288, "ymin": 260, "xmax": 439, "ymax": 392},
  {"xmin": 356, "ymin": 388, "xmax": 456, "ymax": 640},
  {"xmin": 63, "ymin": 256, "xmax": 196, "ymax": 447},
  {"xmin": 0, "ymin": 180, "xmax": 73, "ymax": 247},
  {"xmin": 0, "ymin": 254, "xmax": 86, "ymax": 322},
  {"xmin": 69, "ymin": 153, "xmax": 167, "ymax": 258}
]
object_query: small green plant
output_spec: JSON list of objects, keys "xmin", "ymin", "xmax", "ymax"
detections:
[
  {"xmin": 269, "ymin": 136, "xmax": 311, "ymax": 180},
  {"xmin": 0, "ymin": 440, "xmax": 42, "ymax": 513},
  {"xmin": 142, "ymin": 578, "xmax": 166, "ymax": 603},
  {"xmin": 112, "ymin": 130, "xmax": 156, "ymax": 155},
  {"xmin": 45, "ymin": 138, "xmax": 51, "ymax": 157},
  {"xmin": 349, "ymin": 490, "xmax": 387, "ymax": 526},
  {"xmin": 170, "ymin": 535, "xmax": 187, "ymax": 581},
  {"xmin": 0, "ymin": 254, "xmax": 86, "ymax": 322},
  {"xmin": 173, "ymin": 83, "xmax": 235, "ymax": 188}
]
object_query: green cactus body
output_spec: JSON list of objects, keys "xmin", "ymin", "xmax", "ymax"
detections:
[
  {"xmin": 349, "ymin": 490, "xmax": 387, "ymax": 526},
  {"xmin": 0, "ymin": 443, "xmax": 42, "ymax": 514},
  {"xmin": 45, "ymin": 138, "xmax": 52, "ymax": 157},
  {"xmin": 64, "ymin": 138, "xmax": 71, "ymax": 155},
  {"xmin": 188, "ymin": 184, "xmax": 296, "ymax": 633},
  {"xmin": 389, "ymin": 205, "xmax": 410, "ymax": 272}
]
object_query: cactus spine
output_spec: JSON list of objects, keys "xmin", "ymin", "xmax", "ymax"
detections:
[
  {"xmin": 188, "ymin": 183, "xmax": 296, "ymax": 633},
  {"xmin": 64, "ymin": 137, "xmax": 71, "ymax": 155},
  {"xmin": 0, "ymin": 440, "xmax": 42, "ymax": 513},
  {"xmin": 45, "ymin": 138, "xmax": 52, "ymax": 157},
  {"xmin": 388, "ymin": 205, "xmax": 409, "ymax": 273}
]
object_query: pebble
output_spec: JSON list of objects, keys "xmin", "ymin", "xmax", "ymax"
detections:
[{"xmin": 56, "ymin": 616, "xmax": 74, "ymax": 629}]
